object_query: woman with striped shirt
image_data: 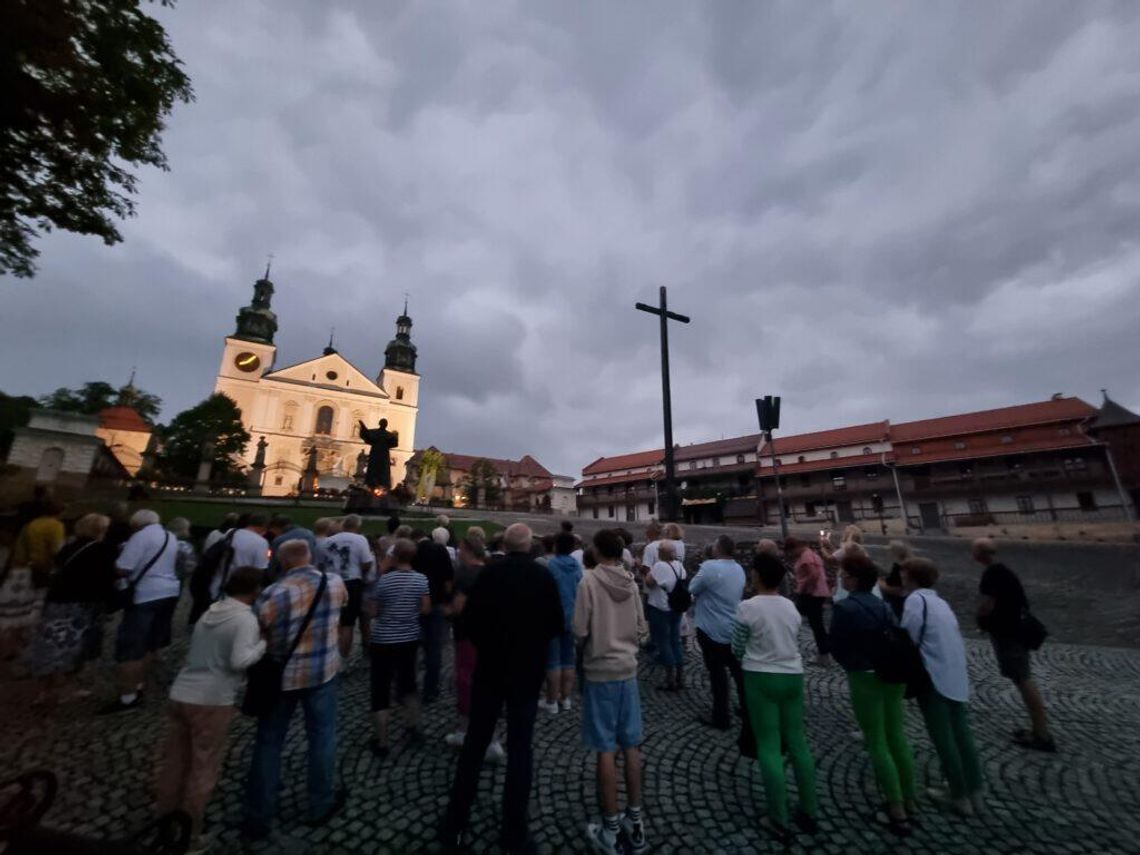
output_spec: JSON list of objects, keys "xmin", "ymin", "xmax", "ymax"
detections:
[{"xmin": 368, "ymin": 538, "xmax": 431, "ymax": 757}]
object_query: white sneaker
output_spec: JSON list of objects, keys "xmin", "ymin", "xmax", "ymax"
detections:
[
  {"xmin": 539, "ymin": 700, "xmax": 559, "ymax": 715},
  {"xmin": 485, "ymin": 740, "xmax": 506, "ymax": 762},
  {"xmin": 444, "ymin": 731, "xmax": 465, "ymax": 749},
  {"xmin": 560, "ymin": 698, "xmax": 572, "ymax": 712},
  {"xmin": 620, "ymin": 814, "xmax": 648, "ymax": 854},
  {"xmin": 585, "ymin": 822, "xmax": 621, "ymax": 855}
]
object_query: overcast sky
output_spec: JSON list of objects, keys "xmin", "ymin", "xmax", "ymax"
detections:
[{"xmin": 5, "ymin": 1, "xmax": 1140, "ymax": 476}]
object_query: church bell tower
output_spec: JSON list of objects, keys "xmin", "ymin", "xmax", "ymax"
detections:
[{"xmin": 217, "ymin": 267, "xmax": 278, "ymax": 383}]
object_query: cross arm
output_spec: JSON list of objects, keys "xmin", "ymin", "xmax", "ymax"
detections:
[{"xmin": 635, "ymin": 303, "xmax": 691, "ymax": 323}]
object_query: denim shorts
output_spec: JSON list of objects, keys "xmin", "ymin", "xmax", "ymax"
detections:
[
  {"xmin": 582, "ymin": 678, "xmax": 643, "ymax": 752},
  {"xmin": 547, "ymin": 630, "xmax": 576, "ymax": 670},
  {"xmin": 114, "ymin": 596, "xmax": 179, "ymax": 662}
]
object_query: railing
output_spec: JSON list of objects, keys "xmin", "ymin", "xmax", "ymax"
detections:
[{"xmin": 943, "ymin": 505, "xmax": 1129, "ymax": 527}]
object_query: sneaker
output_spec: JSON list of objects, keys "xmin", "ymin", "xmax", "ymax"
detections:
[
  {"xmin": 485, "ymin": 740, "xmax": 506, "ymax": 762},
  {"xmin": 96, "ymin": 696, "xmax": 142, "ymax": 715},
  {"xmin": 585, "ymin": 823, "xmax": 621, "ymax": 855},
  {"xmin": 560, "ymin": 698, "xmax": 572, "ymax": 712},
  {"xmin": 444, "ymin": 731, "xmax": 466, "ymax": 749},
  {"xmin": 538, "ymin": 700, "xmax": 559, "ymax": 715},
  {"xmin": 620, "ymin": 814, "xmax": 648, "ymax": 854}
]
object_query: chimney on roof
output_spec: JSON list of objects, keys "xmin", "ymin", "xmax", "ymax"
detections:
[{"xmin": 1051, "ymin": 393, "xmax": 1063, "ymax": 400}]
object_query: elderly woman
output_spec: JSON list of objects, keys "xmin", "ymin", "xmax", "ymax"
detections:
[
  {"xmin": 642, "ymin": 539, "xmax": 686, "ymax": 691},
  {"xmin": 879, "ymin": 540, "xmax": 912, "ymax": 618},
  {"xmin": 901, "ymin": 557, "xmax": 983, "ymax": 817},
  {"xmin": 25, "ymin": 513, "xmax": 118, "ymax": 704},
  {"xmin": 830, "ymin": 552, "xmax": 917, "ymax": 838},
  {"xmin": 0, "ymin": 499, "xmax": 66, "ymax": 659}
]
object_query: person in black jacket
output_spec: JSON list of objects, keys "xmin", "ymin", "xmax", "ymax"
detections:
[
  {"xmin": 440, "ymin": 523, "xmax": 563, "ymax": 854},
  {"xmin": 973, "ymin": 538, "xmax": 1054, "ymax": 751},
  {"xmin": 413, "ymin": 534, "xmax": 454, "ymax": 703}
]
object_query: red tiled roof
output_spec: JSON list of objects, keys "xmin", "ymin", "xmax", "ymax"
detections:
[
  {"xmin": 758, "ymin": 421, "xmax": 890, "ymax": 456},
  {"xmin": 891, "ymin": 398, "xmax": 1096, "ymax": 442},
  {"xmin": 895, "ymin": 434, "xmax": 1098, "ymax": 466},
  {"xmin": 760, "ymin": 451, "xmax": 890, "ymax": 476},
  {"xmin": 581, "ymin": 448, "xmax": 663, "ymax": 476},
  {"xmin": 408, "ymin": 447, "xmax": 552, "ymax": 479},
  {"xmin": 674, "ymin": 433, "xmax": 763, "ymax": 462},
  {"xmin": 98, "ymin": 406, "xmax": 151, "ymax": 433}
]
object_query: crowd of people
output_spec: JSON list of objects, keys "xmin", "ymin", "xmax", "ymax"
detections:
[{"xmin": 0, "ymin": 493, "xmax": 1058, "ymax": 854}]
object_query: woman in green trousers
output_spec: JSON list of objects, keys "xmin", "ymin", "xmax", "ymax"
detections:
[{"xmin": 731, "ymin": 552, "xmax": 819, "ymax": 844}]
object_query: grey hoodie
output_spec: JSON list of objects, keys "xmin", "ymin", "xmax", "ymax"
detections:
[
  {"xmin": 170, "ymin": 597, "xmax": 266, "ymax": 706},
  {"xmin": 573, "ymin": 561, "xmax": 647, "ymax": 682}
]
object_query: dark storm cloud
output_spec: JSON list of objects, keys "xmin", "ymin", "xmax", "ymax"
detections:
[{"xmin": 4, "ymin": 0, "xmax": 1139, "ymax": 477}]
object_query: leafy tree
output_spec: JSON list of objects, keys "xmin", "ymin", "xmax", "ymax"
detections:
[
  {"xmin": 38, "ymin": 380, "xmax": 162, "ymax": 423},
  {"xmin": 155, "ymin": 393, "xmax": 249, "ymax": 481},
  {"xmin": 460, "ymin": 458, "xmax": 502, "ymax": 508},
  {"xmin": 416, "ymin": 448, "xmax": 446, "ymax": 500},
  {"xmin": 1, "ymin": 0, "xmax": 194, "ymax": 277},
  {"xmin": 0, "ymin": 391, "xmax": 39, "ymax": 456}
]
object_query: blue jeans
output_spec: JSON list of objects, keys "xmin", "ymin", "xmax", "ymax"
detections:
[
  {"xmin": 243, "ymin": 678, "xmax": 338, "ymax": 836},
  {"xmin": 647, "ymin": 605, "xmax": 683, "ymax": 667},
  {"xmin": 582, "ymin": 678, "xmax": 643, "ymax": 752},
  {"xmin": 420, "ymin": 606, "xmax": 447, "ymax": 701}
]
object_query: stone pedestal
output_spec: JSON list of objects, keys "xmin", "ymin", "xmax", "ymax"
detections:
[{"xmin": 343, "ymin": 484, "xmax": 401, "ymax": 516}]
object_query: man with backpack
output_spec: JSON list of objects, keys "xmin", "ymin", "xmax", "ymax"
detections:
[
  {"xmin": 189, "ymin": 514, "xmax": 269, "ymax": 625},
  {"xmin": 641, "ymin": 539, "xmax": 688, "ymax": 691}
]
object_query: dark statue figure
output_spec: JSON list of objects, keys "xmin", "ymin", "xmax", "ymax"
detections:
[{"xmin": 359, "ymin": 418, "xmax": 399, "ymax": 489}]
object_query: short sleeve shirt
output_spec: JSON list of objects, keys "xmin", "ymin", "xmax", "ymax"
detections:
[
  {"xmin": 323, "ymin": 531, "xmax": 373, "ymax": 581},
  {"xmin": 647, "ymin": 560, "xmax": 685, "ymax": 611},
  {"xmin": 117, "ymin": 523, "xmax": 180, "ymax": 604},
  {"xmin": 370, "ymin": 570, "xmax": 429, "ymax": 644}
]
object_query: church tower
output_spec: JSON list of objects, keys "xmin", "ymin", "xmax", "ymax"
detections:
[
  {"xmin": 217, "ymin": 267, "xmax": 278, "ymax": 382},
  {"xmin": 378, "ymin": 302, "xmax": 419, "ymax": 468}
]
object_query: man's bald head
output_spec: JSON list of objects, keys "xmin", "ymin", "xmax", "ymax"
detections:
[
  {"xmin": 503, "ymin": 523, "xmax": 533, "ymax": 553},
  {"xmin": 278, "ymin": 539, "xmax": 312, "ymax": 571}
]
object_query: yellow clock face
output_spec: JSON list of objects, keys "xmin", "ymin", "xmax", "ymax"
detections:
[{"xmin": 234, "ymin": 351, "xmax": 261, "ymax": 373}]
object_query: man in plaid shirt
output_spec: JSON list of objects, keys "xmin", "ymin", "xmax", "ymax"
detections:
[{"xmin": 242, "ymin": 540, "xmax": 348, "ymax": 842}]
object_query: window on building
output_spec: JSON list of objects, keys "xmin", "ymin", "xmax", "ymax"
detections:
[
  {"xmin": 805, "ymin": 501, "xmax": 817, "ymax": 517},
  {"xmin": 314, "ymin": 405, "xmax": 334, "ymax": 435},
  {"xmin": 797, "ymin": 455, "xmax": 806, "ymax": 464},
  {"xmin": 862, "ymin": 447, "xmax": 872, "ymax": 455},
  {"xmin": 832, "ymin": 474, "xmax": 847, "ymax": 491},
  {"xmin": 647, "ymin": 500, "xmax": 655, "ymax": 516},
  {"xmin": 1064, "ymin": 457, "xmax": 1088, "ymax": 473},
  {"xmin": 774, "ymin": 458, "xmax": 782, "ymax": 466},
  {"xmin": 864, "ymin": 467, "xmax": 879, "ymax": 480},
  {"xmin": 911, "ymin": 447, "xmax": 922, "ymax": 455},
  {"xmin": 954, "ymin": 441, "xmax": 967, "ymax": 450},
  {"xmin": 274, "ymin": 476, "xmax": 284, "ymax": 486},
  {"xmin": 736, "ymin": 454, "xmax": 745, "ymax": 464},
  {"xmin": 800, "ymin": 474, "xmax": 811, "ymax": 487},
  {"xmin": 1076, "ymin": 491, "xmax": 1097, "ymax": 512},
  {"xmin": 1016, "ymin": 496, "xmax": 1035, "ymax": 514},
  {"xmin": 592, "ymin": 507, "xmax": 599, "ymax": 519},
  {"xmin": 830, "ymin": 451, "xmax": 839, "ymax": 459},
  {"xmin": 607, "ymin": 505, "xmax": 615, "ymax": 518},
  {"xmin": 395, "ymin": 386, "xmax": 404, "ymax": 401},
  {"xmin": 1001, "ymin": 434, "xmax": 1014, "ymax": 444},
  {"xmin": 325, "ymin": 370, "xmax": 338, "ymax": 381},
  {"xmin": 967, "ymin": 498, "xmax": 987, "ymax": 514}
]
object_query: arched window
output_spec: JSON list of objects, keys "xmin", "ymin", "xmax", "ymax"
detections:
[
  {"xmin": 829, "ymin": 451, "xmax": 839, "ymax": 459},
  {"xmin": 862, "ymin": 447, "xmax": 872, "ymax": 455},
  {"xmin": 797, "ymin": 455, "xmax": 805, "ymax": 464},
  {"xmin": 314, "ymin": 405, "xmax": 334, "ymax": 435},
  {"xmin": 396, "ymin": 386, "xmax": 404, "ymax": 401},
  {"xmin": 36, "ymin": 447, "xmax": 64, "ymax": 482}
]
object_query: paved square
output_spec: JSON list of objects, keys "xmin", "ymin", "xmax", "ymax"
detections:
[{"xmin": 4, "ymin": 607, "xmax": 1139, "ymax": 854}]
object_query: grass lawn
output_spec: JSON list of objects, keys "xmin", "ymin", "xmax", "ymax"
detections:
[{"xmin": 66, "ymin": 497, "xmax": 502, "ymax": 541}]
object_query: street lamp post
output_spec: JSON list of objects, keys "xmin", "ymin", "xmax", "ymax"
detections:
[
  {"xmin": 756, "ymin": 396, "xmax": 789, "ymax": 542},
  {"xmin": 635, "ymin": 287, "xmax": 690, "ymax": 522}
]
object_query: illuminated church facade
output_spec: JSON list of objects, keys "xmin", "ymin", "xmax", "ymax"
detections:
[{"xmin": 213, "ymin": 270, "xmax": 419, "ymax": 496}]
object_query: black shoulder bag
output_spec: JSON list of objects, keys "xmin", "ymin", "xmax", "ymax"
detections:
[
  {"xmin": 108, "ymin": 533, "xmax": 170, "ymax": 613},
  {"xmin": 242, "ymin": 572, "xmax": 328, "ymax": 718},
  {"xmin": 852, "ymin": 594, "xmax": 931, "ymax": 698}
]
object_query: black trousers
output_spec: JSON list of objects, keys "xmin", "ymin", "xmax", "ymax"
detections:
[
  {"xmin": 443, "ymin": 666, "xmax": 540, "ymax": 850},
  {"xmin": 697, "ymin": 628, "xmax": 747, "ymax": 729},
  {"xmin": 795, "ymin": 594, "xmax": 831, "ymax": 656}
]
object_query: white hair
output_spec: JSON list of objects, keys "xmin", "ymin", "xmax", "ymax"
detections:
[
  {"xmin": 503, "ymin": 523, "xmax": 532, "ymax": 553},
  {"xmin": 130, "ymin": 509, "xmax": 160, "ymax": 529},
  {"xmin": 432, "ymin": 526, "xmax": 450, "ymax": 545},
  {"xmin": 277, "ymin": 539, "xmax": 312, "ymax": 570}
]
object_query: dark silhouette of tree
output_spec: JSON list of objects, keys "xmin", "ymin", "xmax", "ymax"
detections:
[
  {"xmin": 155, "ymin": 393, "xmax": 249, "ymax": 481},
  {"xmin": 38, "ymin": 380, "xmax": 162, "ymax": 423},
  {"xmin": 1, "ymin": 0, "xmax": 194, "ymax": 277}
]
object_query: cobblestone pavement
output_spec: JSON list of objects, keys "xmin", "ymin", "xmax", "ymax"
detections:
[{"xmin": 4, "ymin": 617, "xmax": 1140, "ymax": 855}]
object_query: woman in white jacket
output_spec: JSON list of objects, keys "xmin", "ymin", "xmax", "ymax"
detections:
[{"xmin": 156, "ymin": 566, "xmax": 267, "ymax": 851}]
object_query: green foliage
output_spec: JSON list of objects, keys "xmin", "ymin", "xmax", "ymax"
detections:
[
  {"xmin": 1, "ymin": 0, "xmax": 194, "ymax": 277},
  {"xmin": 460, "ymin": 458, "xmax": 502, "ymax": 507},
  {"xmin": 155, "ymin": 393, "xmax": 250, "ymax": 481},
  {"xmin": 0, "ymin": 391, "xmax": 39, "ymax": 456},
  {"xmin": 38, "ymin": 380, "xmax": 162, "ymax": 422}
]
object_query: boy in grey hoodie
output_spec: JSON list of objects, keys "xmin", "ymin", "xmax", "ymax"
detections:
[
  {"xmin": 573, "ymin": 529, "xmax": 648, "ymax": 855},
  {"xmin": 156, "ymin": 566, "xmax": 266, "ymax": 852}
]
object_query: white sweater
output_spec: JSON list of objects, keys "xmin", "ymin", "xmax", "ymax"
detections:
[{"xmin": 170, "ymin": 598, "xmax": 266, "ymax": 706}]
